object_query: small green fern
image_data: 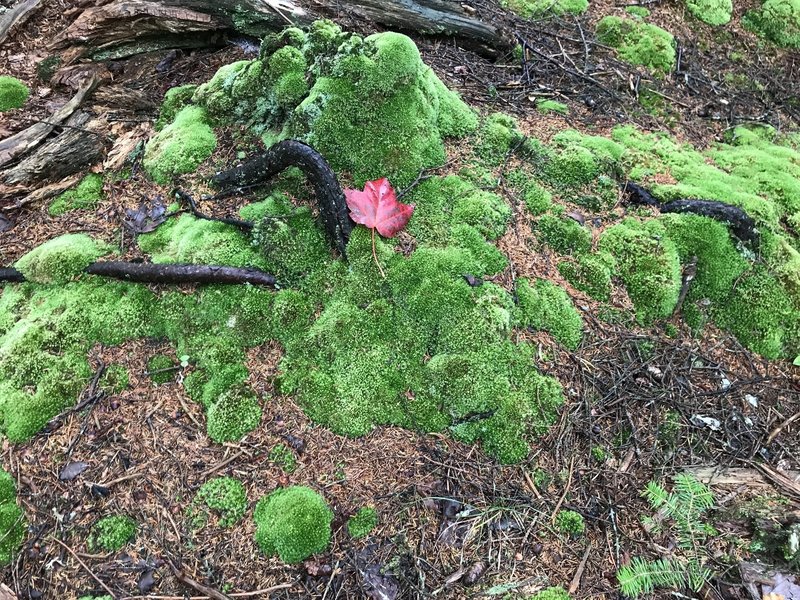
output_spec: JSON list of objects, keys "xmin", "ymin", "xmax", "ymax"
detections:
[{"xmin": 618, "ymin": 474, "xmax": 715, "ymax": 598}]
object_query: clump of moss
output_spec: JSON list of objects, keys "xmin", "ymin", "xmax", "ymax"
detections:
[
  {"xmin": 686, "ymin": 0, "xmax": 733, "ymax": 25},
  {"xmin": 206, "ymin": 385, "xmax": 262, "ymax": 443},
  {"xmin": 48, "ymin": 174, "xmax": 104, "ymax": 216},
  {"xmin": 744, "ymin": 0, "xmax": 800, "ymax": 47},
  {"xmin": 529, "ymin": 587, "xmax": 571, "ymax": 600},
  {"xmin": 155, "ymin": 84, "xmax": 198, "ymax": 130},
  {"xmin": 147, "ymin": 354, "xmax": 176, "ymax": 384},
  {"xmin": 558, "ymin": 253, "xmax": 616, "ymax": 301},
  {"xmin": 89, "ymin": 515, "xmax": 136, "ymax": 552},
  {"xmin": 536, "ymin": 215, "xmax": 592, "ymax": 254},
  {"xmin": 600, "ymin": 219, "xmax": 681, "ymax": 324},
  {"xmin": 195, "ymin": 477, "xmax": 248, "ymax": 527},
  {"xmin": 502, "ymin": 0, "xmax": 588, "ymax": 18},
  {"xmin": 269, "ymin": 444, "xmax": 298, "ymax": 473},
  {"xmin": 537, "ymin": 99, "xmax": 569, "ymax": 115},
  {"xmin": 476, "ymin": 113, "xmax": 526, "ymax": 166},
  {"xmin": 347, "ymin": 507, "xmax": 378, "ymax": 539},
  {"xmin": 0, "ymin": 76, "xmax": 29, "ymax": 112},
  {"xmin": 14, "ymin": 234, "xmax": 113, "ymax": 284},
  {"xmin": 515, "ymin": 279, "xmax": 583, "ymax": 350},
  {"xmin": 555, "ymin": 510, "xmax": 585, "ymax": 536},
  {"xmin": 506, "ymin": 169, "xmax": 553, "ymax": 215},
  {"xmin": 78, "ymin": 596, "xmax": 113, "ymax": 600},
  {"xmin": 596, "ymin": 16, "xmax": 676, "ymax": 76},
  {"xmin": 0, "ymin": 469, "xmax": 24, "ymax": 565},
  {"xmin": 143, "ymin": 105, "xmax": 217, "ymax": 184},
  {"xmin": 626, "ymin": 5, "xmax": 651, "ymax": 18},
  {"xmin": 100, "ymin": 364, "xmax": 129, "ymax": 394},
  {"xmin": 254, "ymin": 486, "xmax": 333, "ymax": 563}
]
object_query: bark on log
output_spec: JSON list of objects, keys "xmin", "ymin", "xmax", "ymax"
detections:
[
  {"xmin": 0, "ymin": 0, "xmax": 42, "ymax": 45},
  {"xmin": 213, "ymin": 140, "xmax": 353, "ymax": 256},
  {"xmin": 0, "ymin": 262, "xmax": 277, "ymax": 287}
]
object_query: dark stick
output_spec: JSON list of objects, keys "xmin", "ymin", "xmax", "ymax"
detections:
[
  {"xmin": 212, "ymin": 140, "xmax": 353, "ymax": 256},
  {"xmin": 0, "ymin": 268, "xmax": 25, "ymax": 282},
  {"xmin": 172, "ymin": 188, "xmax": 254, "ymax": 231}
]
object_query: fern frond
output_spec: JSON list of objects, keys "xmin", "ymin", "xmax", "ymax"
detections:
[{"xmin": 617, "ymin": 556, "xmax": 710, "ymax": 598}]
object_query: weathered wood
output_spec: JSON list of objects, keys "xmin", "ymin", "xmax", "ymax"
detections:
[
  {"xmin": 3, "ymin": 112, "xmax": 106, "ymax": 186},
  {"xmin": 0, "ymin": 174, "xmax": 82, "ymax": 213},
  {"xmin": 661, "ymin": 199, "xmax": 759, "ymax": 245},
  {"xmin": 0, "ymin": 74, "xmax": 99, "ymax": 168},
  {"xmin": 0, "ymin": 0, "xmax": 42, "ymax": 45},
  {"xmin": 212, "ymin": 140, "xmax": 353, "ymax": 256}
]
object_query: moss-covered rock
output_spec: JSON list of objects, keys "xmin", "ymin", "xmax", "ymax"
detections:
[
  {"xmin": 206, "ymin": 385, "xmax": 262, "ymax": 442},
  {"xmin": 515, "ymin": 279, "xmax": 583, "ymax": 349},
  {"xmin": 0, "ymin": 76, "xmax": 29, "ymax": 112},
  {"xmin": 596, "ymin": 16, "xmax": 676, "ymax": 76},
  {"xmin": 48, "ymin": 174, "xmax": 104, "ymax": 216},
  {"xmin": 254, "ymin": 486, "xmax": 333, "ymax": 563},
  {"xmin": 89, "ymin": 515, "xmax": 136, "ymax": 552},
  {"xmin": 686, "ymin": 0, "xmax": 733, "ymax": 25},
  {"xmin": 347, "ymin": 507, "xmax": 378, "ymax": 539},
  {"xmin": 195, "ymin": 477, "xmax": 248, "ymax": 527},
  {"xmin": 143, "ymin": 105, "xmax": 217, "ymax": 184},
  {"xmin": 14, "ymin": 234, "xmax": 113, "ymax": 284},
  {"xmin": 744, "ymin": 0, "xmax": 800, "ymax": 47}
]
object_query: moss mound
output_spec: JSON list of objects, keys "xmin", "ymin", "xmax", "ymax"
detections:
[
  {"xmin": 502, "ymin": 0, "xmax": 588, "ymax": 18},
  {"xmin": 347, "ymin": 507, "xmax": 378, "ymax": 539},
  {"xmin": 0, "ymin": 76, "xmax": 29, "ymax": 112},
  {"xmin": 558, "ymin": 253, "xmax": 615, "ymax": 301},
  {"xmin": 744, "ymin": 0, "xmax": 800, "ymax": 47},
  {"xmin": 14, "ymin": 234, "xmax": 112, "ymax": 284},
  {"xmin": 143, "ymin": 105, "xmax": 217, "ymax": 184},
  {"xmin": 515, "ymin": 279, "xmax": 583, "ymax": 350},
  {"xmin": 48, "ymin": 174, "xmax": 104, "ymax": 216},
  {"xmin": 596, "ymin": 16, "xmax": 677, "ymax": 76},
  {"xmin": 155, "ymin": 84, "xmax": 198, "ymax": 131},
  {"xmin": 206, "ymin": 385, "xmax": 262, "ymax": 442},
  {"xmin": 254, "ymin": 486, "xmax": 333, "ymax": 563},
  {"xmin": 529, "ymin": 587, "xmax": 571, "ymax": 600},
  {"xmin": 195, "ymin": 477, "xmax": 248, "ymax": 527},
  {"xmin": 686, "ymin": 0, "xmax": 733, "ymax": 25},
  {"xmin": 89, "ymin": 515, "xmax": 136, "ymax": 552},
  {"xmin": 147, "ymin": 354, "xmax": 175, "ymax": 384}
]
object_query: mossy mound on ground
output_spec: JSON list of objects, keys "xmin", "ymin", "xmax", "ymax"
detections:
[
  {"xmin": 195, "ymin": 477, "xmax": 248, "ymax": 527},
  {"xmin": 13, "ymin": 234, "xmax": 113, "ymax": 284},
  {"xmin": 558, "ymin": 253, "xmax": 616, "ymax": 301},
  {"xmin": 529, "ymin": 586, "xmax": 571, "ymax": 600},
  {"xmin": 147, "ymin": 354, "xmax": 175, "ymax": 384},
  {"xmin": 502, "ymin": 0, "xmax": 588, "ymax": 18},
  {"xmin": 347, "ymin": 507, "xmax": 378, "ymax": 539},
  {"xmin": 155, "ymin": 84, "xmax": 198, "ymax": 130},
  {"xmin": 536, "ymin": 215, "xmax": 592, "ymax": 255},
  {"xmin": 254, "ymin": 486, "xmax": 333, "ymax": 563},
  {"xmin": 515, "ymin": 279, "xmax": 583, "ymax": 350},
  {"xmin": 686, "ymin": 0, "xmax": 733, "ymax": 25},
  {"xmin": 48, "ymin": 174, "xmax": 104, "ymax": 216},
  {"xmin": 744, "ymin": 0, "xmax": 800, "ymax": 47},
  {"xmin": 0, "ymin": 469, "xmax": 25, "ymax": 565},
  {"xmin": 0, "ymin": 76, "xmax": 29, "ymax": 112},
  {"xmin": 596, "ymin": 16, "xmax": 677, "ymax": 76},
  {"xmin": 206, "ymin": 385, "xmax": 262, "ymax": 442},
  {"xmin": 89, "ymin": 515, "xmax": 136, "ymax": 552},
  {"xmin": 143, "ymin": 105, "xmax": 217, "ymax": 184},
  {"xmin": 537, "ymin": 99, "xmax": 569, "ymax": 115}
]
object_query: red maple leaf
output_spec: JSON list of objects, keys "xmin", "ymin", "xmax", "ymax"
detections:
[{"xmin": 344, "ymin": 178, "xmax": 414, "ymax": 238}]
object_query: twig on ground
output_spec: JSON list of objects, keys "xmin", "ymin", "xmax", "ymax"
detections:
[{"xmin": 52, "ymin": 538, "xmax": 117, "ymax": 599}]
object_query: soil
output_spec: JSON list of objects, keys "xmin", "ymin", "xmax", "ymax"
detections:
[{"xmin": 1, "ymin": 1, "xmax": 799, "ymax": 599}]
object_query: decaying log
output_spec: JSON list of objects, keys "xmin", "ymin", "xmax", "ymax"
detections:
[
  {"xmin": 0, "ymin": 262, "xmax": 278, "ymax": 287},
  {"xmin": 3, "ymin": 112, "xmax": 107, "ymax": 186},
  {"xmin": 0, "ymin": 75, "xmax": 99, "ymax": 168},
  {"xmin": 0, "ymin": 174, "xmax": 82, "ymax": 213},
  {"xmin": 212, "ymin": 140, "xmax": 353, "ymax": 256},
  {"xmin": 0, "ymin": 0, "xmax": 42, "ymax": 45}
]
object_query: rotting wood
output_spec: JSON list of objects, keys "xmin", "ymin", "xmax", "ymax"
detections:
[
  {"xmin": 0, "ymin": 0, "xmax": 42, "ymax": 45},
  {"xmin": 0, "ymin": 174, "xmax": 82, "ymax": 213}
]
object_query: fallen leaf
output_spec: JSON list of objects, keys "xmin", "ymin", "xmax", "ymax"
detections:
[
  {"xmin": 463, "ymin": 561, "xmax": 485, "ymax": 586},
  {"xmin": 344, "ymin": 178, "xmax": 414, "ymax": 238},
  {"xmin": 138, "ymin": 569, "xmax": 156, "ymax": 594},
  {"xmin": 124, "ymin": 197, "xmax": 167, "ymax": 234},
  {"xmin": 59, "ymin": 462, "xmax": 89, "ymax": 481},
  {"xmin": 0, "ymin": 213, "xmax": 12, "ymax": 233}
]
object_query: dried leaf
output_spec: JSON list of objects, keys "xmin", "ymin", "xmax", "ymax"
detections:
[
  {"xmin": 59, "ymin": 461, "xmax": 89, "ymax": 481},
  {"xmin": 344, "ymin": 178, "xmax": 414, "ymax": 238},
  {"xmin": 124, "ymin": 197, "xmax": 167, "ymax": 234}
]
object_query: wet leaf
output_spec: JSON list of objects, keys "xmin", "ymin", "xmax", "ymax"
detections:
[
  {"xmin": 283, "ymin": 434, "xmax": 306, "ymax": 454},
  {"xmin": 59, "ymin": 462, "xmax": 89, "ymax": 481},
  {"xmin": 124, "ymin": 197, "xmax": 167, "ymax": 234},
  {"xmin": 138, "ymin": 569, "xmax": 156, "ymax": 593},
  {"xmin": 0, "ymin": 214, "xmax": 12, "ymax": 233},
  {"xmin": 463, "ymin": 561, "xmax": 485, "ymax": 586},
  {"xmin": 344, "ymin": 178, "xmax": 414, "ymax": 238}
]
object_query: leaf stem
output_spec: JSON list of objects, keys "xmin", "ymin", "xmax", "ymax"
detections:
[{"xmin": 371, "ymin": 228, "xmax": 386, "ymax": 279}]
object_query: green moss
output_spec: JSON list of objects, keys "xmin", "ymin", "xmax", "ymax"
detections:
[
  {"xmin": 36, "ymin": 56, "xmax": 61, "ymax": 82},
  {"xmin": 347, "ymin": 507, "xmax": 378, "ymax": 539},
  {"xmin": 596, "ymin": 16, "xmax": 676, "ymax": 76},
  {"xmin": 0, "ymin": 76, "xmax": 29, "ymax": 112},
  {"xmin": 143, "ymin": 105, "xmax": 217, "ymax": 184},
  {"xmin": 537, "ymin": 99, "xmax": 569, "ymax": 115},
  {"xmin": 147, "ymin": 354, "xmax": 175, "ymax": 384},
  {"xmin": 268, "ymin": 444, "xmax": 298, "ymax": 473},
  {"xmin": 506, "ymin": 169, "xmax": 553, "ymax": 215},
  {"xmin": 0, "ymin": 471, "xmax": 15, "ymax": 507},
  {"xmin": 206, "ymin": 385, "xmax": 261, "ymax": 443},
  {"xmin": 476, "ymin": 113, "xmax": 525, "ymax": 166},
  {"xmin": 591, "ymin": 446, "xmax": 607, "ymax": 462},
  {"xmin": 155, "ymin": 84, "xmax": 198, "ymax": 130},
  {"xmin": 89, "ymin": 515, "xmax": 136, "ymax": 552},
  {"xmin": 626, "ymin": 5, "xmax": 651, "ymax": 17},
  {"xmin": 536, "ymin": 215, "xmax": 592, "ymax": 254},
  {"xmin": 14, "ymin": 234, "xmax": 113, "ymax": 284},
  {"xmin": 100, "ymin": 364, "xmax": 129, "ymax": 394},
  {"xmin": 0, "ymin": 469, "xmax": 23, "ymax": 566},
  {"xmin": 529, "ymin": 586, "xmax": 571, "ymax": 600},
  {"xmin": 502, "ymin": 0, "xmax": 588, "ymax": 18},
  {"xmin": 196, "ymin": 477, "xmax": 248, "ymax": 527},
  {"xmin": 744, "ymin": 0, "xmax": 800, "ymax": 47},
  {"xmin": 48, "ymin": 174, "xmax": 104, "ymax": 216},
  {"xmin": 254, "ymin": 486, "xmax": 333, "ymax": 563},
  {"xmin": 78, "ymin": 596, "xmax": 113, "ymax": 600},
  {"xmin": 600, "ymin": 219, "xmax": 681, "ymax": 324},
  {"xmin": 558, "ymin": 253, "xmax": 615, "ymax": 301},
  {"xmin": 515, "ymin": 279, "xmax": 583, "ymax": 350},
  {"xmin": 555, "ymin": 510, "xmax": 585, "ymax": 536},
  {"xmin": 686, "ymin": 0, "xmax": 733, "ymax": 25}
]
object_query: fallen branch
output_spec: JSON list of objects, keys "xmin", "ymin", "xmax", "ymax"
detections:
[
  {"xmin": 0, "ymin": 0, "xmax": 42, "ymax": 45},
  {"xmin": 212, "ymin": 140, "xmax": 353, "ymax": 256},
  {"xmin": 167, "ymin": 559, "xmax": 231, "ymax": 600}
]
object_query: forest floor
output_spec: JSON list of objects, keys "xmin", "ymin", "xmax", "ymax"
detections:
[{"xmin": 1, "ymin": 1, "xmax": 800, "ymax": 599}]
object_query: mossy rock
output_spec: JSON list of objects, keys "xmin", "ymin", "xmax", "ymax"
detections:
[
  {"xmin": 596, "ymin": 16, "xmax": 676, "ymax": 76},
  {"xmin": 254, "ymin": 486, "xmax": 333, "ymax": 563},
  {"xmin": 0, "ymin": 76, "xmax": 29, "ymax": 112},
  {"xmin": 49, "ymin": 174, "xmax": 104, "ymax": 216}
]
